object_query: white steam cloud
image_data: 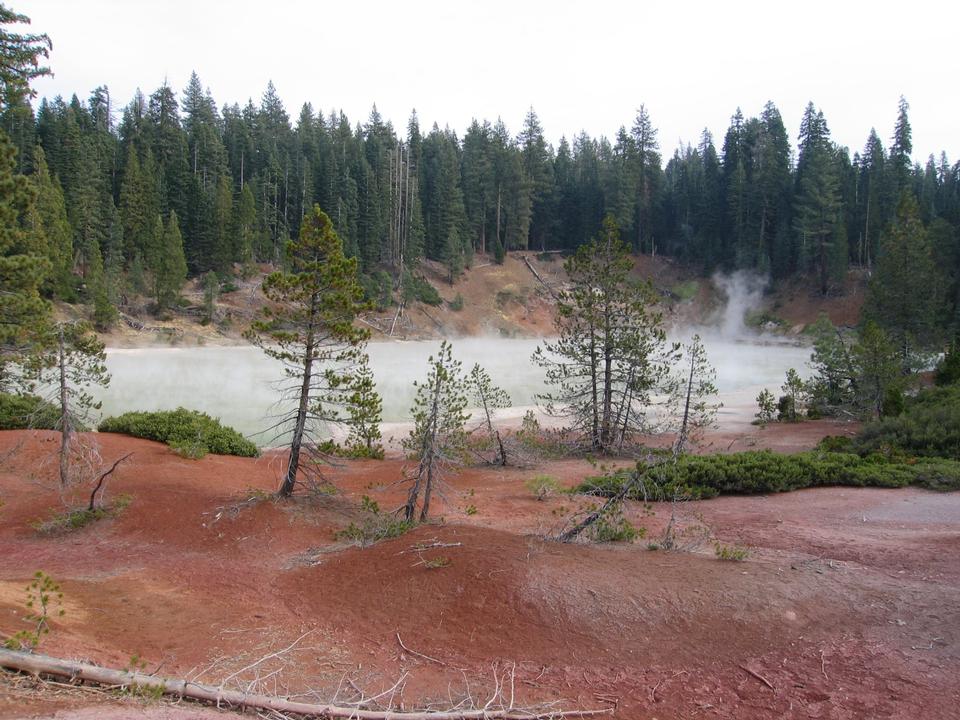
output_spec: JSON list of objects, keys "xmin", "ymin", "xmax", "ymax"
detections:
[{"xmin": 711, "ymin": 271, "xmax": 768, "ymax": 339}]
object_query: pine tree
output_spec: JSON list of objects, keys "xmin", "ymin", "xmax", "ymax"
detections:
[
  {"xmin": 154, "ymin": 210, "xmax": 187, "ymax": 311},
  {"xmin": 532, "ymin": 216, "xmax": 675, "ymax": 452},
  {"xmin": 889, "ymin": 96, "xmax": 912, "ymax": 194},
  {"xmin": 466, "ymin": 363, "xmax": 511, "ymax": 465},
  {"xmin": 402, "ymin": 340, "xmax": 469, "ymax": 521},
  {"xmin": 630, "ymin": 105, "xmax": 662, "ymax": 254},
  {"xmin": 864, "ymin": 193, "xmax": 942, "ymax": 359},
  {"xmin": 35, "ymin": 321, "xmax": 109, "ymax": 486},
  {"xmin": 0, "ymin": 129, "xmax": 48, "ymax": 379},
  {"xmin": 0, "ymin": 5, "xmax": 50, "ymax": 108},
  {"xmin": 233, "ymin": 183, "xmax": 256, "ymax": 267},
  {"xmin": 345, "ymin": 353, "xmax": 383, "ymax": 458},
  {"xmin": 794, "ymin": 105, "xmax": 843, "ymax": 295},
  {"xmin": 245, "ymin": 205, "xmax": 369, "ymax": 497},
  {"xmin": 26, "ymin": 145, "xmax": 72, "ymax": 298},
  {"xmin": 671, "ymin": 334, "xmax": 719, "ymax": 454}
]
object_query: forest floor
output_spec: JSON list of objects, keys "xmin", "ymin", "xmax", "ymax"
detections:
[{"xmin": 1, "ymin": 416, "xmax": 957, "ymax": 720}]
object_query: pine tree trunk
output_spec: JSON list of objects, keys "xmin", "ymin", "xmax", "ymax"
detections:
[{"xmin": 280, "ymin": 308, "xmax": 317, "ymax": 498}]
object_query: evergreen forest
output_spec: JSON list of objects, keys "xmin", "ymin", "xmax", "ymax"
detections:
[{"xmin": 3, "ymin": 13, "xmax": 958, "ymax": 343}]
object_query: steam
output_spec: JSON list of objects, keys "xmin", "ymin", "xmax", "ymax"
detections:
[{"xmin": 711, "ymin": 271, "xmax": 768, "ymax": 339}]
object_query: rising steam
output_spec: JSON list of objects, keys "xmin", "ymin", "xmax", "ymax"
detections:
[{"xmin": 711, "ymin": 271, "xmax": 768, "ymax": 339}]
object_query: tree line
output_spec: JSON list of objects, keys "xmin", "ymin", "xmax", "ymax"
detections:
[{"xmin": 0, "ymin": 41, "xmax": 954, "ymax": 331}]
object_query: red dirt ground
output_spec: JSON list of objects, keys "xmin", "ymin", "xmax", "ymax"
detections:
[{"xmin": 1, "ymin": 423, "xmax": 957, "ymax": 719}]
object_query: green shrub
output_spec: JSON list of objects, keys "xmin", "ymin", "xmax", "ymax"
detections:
[
  {"xmin": 714, "ymin": 542, "xmax": 749, "ymax": 561},
  {"xmin": 335, "ymin": 495, "xmax": 413, "ymax": 546},
  {"xmin": 98, "ymin": 408, "xmax": 258, "ymax": 457},
  {"xmin": 587, "ymin": 511, "xmax": 642, "ymax": 543},
  {"xmin": 32, "ymin": 495, "xmax": 132, "ymax": 535},
  {"xmin": 448, "ymin": 293, "xmax": 464, "ymax": 311},
  {"xmin": 852, "ymin": 384, "xmax": 960, "ymax": 461},
  {"xmin": 170, "ymin": 438, "xmax": 208, "ymax": 459},
  {"xmin": 0, "ymin": 393, "xmax": 66, "ymax": 431},
  {"xmin": 526, "ymin": 474, "xmax": 561, "ymax": 500},
  {"xmin": 745, "ymin": 310, "xmax": 787, "ymax": 329},
  {"xmin": 574, "ymin": 449, "xmax": 960, "ymax": 499}
]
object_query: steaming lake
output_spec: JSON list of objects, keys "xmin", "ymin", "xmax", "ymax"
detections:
[{"xmin": 94, "ymin": 336, "xmax": 812, "ymax": 445}]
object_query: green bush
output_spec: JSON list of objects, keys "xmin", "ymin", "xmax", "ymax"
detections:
[
  {"xmin": 448, "ymin": 293, "xmax": 464, "ymax": 311},
  {"xmin": 852, "ymin": 384, "xmax": 960, "ymax": 460},
  {"xmin": 335, "ymin": 495, "xmax": 413, "ymax": 546},
  {"xmin": 98, "ymin": 408, "xmax": 258, "ymax": 457},
  {"xmin": 714, "ymin": 542, "xmax": 749, "ymax": 561},
  {"xmin": 575, "ymin": 449, "xmax": 960, "ymax": 500},
  {"xmin": 0, "ymin": 393, "xmax": 63, "ymax": 431},
  {"xmin": 526, "ymin": 474, "xmax": 561, "ymax": 500},
  {"xmin": 33, "ymin": 495, "xmax": 132, "ymax": 535}
]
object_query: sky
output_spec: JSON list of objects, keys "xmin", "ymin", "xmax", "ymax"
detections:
[{"xmin": 15, "ymin": 0, "xmax": 960, "ymax": 164}]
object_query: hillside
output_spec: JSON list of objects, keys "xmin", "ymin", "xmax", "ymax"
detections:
[{"xmin": 78, "ymin": 253, "xmax": 869, "ymax": 348}]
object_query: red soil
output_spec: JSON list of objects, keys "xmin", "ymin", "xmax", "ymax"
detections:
[{"xmin": 1, "ymin": 424, "xmax": 957, "ymax": 719}]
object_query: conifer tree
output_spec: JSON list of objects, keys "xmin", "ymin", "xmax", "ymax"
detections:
[
  {"xmin": 35, "ymin": 321, "xmax": 109, "ymax": 486},
  {"xmin": 154, "ymin": 210, "xmax": 187, "ymax": 311},
  {"xmin": 466, "ymin": 363, "xmax": 511, "ymax": 465},
  {"xmin": 245, "ymin": 205, "xmax": 369, "ymax": 497},
  {"xmin": 532, "ymin": 216, "xmax": 674, "ymax": 452},
  {"xmin": 26, "ymin": 146, "xmax": 72, "ymax": 298},
  {"xmin": 345, "ymin": 353, "xmax": 383, "ymax": 458},
  {"xmin": 0, "ymin": 129, "xmax": 48, "ymax": 380},
  {"xmin": 794, "ymin": 105, "xmax": 843, "ymax": 294},
  {"xmin": 864, "ymin": 193, "xmax": 942, "ymax": 359},
  {"xmin": 403, "ymin": 340, "xmax": 469, "ymax": 521}
]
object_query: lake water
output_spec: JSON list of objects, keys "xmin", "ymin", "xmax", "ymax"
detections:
[{"xmin": 94, "ymin": 335, "xmax": 812, "ymax": 445}]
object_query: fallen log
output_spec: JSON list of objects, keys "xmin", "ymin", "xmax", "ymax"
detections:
[
  {"xmin": 0, "ymin": 648, "xmax": 610, "ymax": 719},
  {"xmin": 521, "ymin": 255, "xmax": 557, "ymax": 300}
]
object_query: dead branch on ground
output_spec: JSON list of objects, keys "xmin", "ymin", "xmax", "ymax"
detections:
[{"xmin": 0, "ymin": 648, "xmax": 612, "ymax": 719}]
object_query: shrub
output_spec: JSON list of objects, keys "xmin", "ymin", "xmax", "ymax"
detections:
[
  {"xmin": 755, "ymin": 389, "xmax": 776, "ymax": 425},
  {"xmin": 526, "ymin": 474, "xmax": 561, "ymax": 500},
  {"xmin": 335, "ymin": 495, "xmax": 413, "ymax": 546},
  {"xmin": 33, "ymin": 495, "xmax": 132, "ymax": 535},
  {"xmin": 448, "ymin": 293, "xmax": 464, "ymax": 311},
  {"xmin": 586, "ymin": 505, "xmax": 643, "ymax": 543},
  {"xmin": 99, "ymin": 408, "xmax": 259, "ymax": 457},
  {"xmin": 714, "ymin": 542, "xmax": 749, "ymax": 561},
  {"xmin": 574, "ymin": 449, "xmax": 960, "ymax": 499},
  {"xmin": 0, "ymin": 393, "xmax": 66, "ymax": 431},
  {"xmin": 852, "ymin": 384, "xmax": 960, "ymax": 461}
]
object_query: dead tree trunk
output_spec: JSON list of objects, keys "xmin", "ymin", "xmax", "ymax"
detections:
[
  {"xmin": 88, "ymin": 453, "xmax": 133, "ymax": 511},
  {"xmin": 0, "ymin": 648, "xmax": 610, "ymax": 720}
]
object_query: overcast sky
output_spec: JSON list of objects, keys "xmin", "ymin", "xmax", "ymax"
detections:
[{"xmin": 16, "ymin": 0, "xmax": 959, "ymax": 163}]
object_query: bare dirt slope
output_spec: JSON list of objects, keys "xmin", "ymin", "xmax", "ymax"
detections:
[
  {"xmin": 1, "ymin": 424, "xmax": 957, "ymax": 720},
  {"xmin": 80, "ymin": 250, "xmax": 868, "ymax": 348}
]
